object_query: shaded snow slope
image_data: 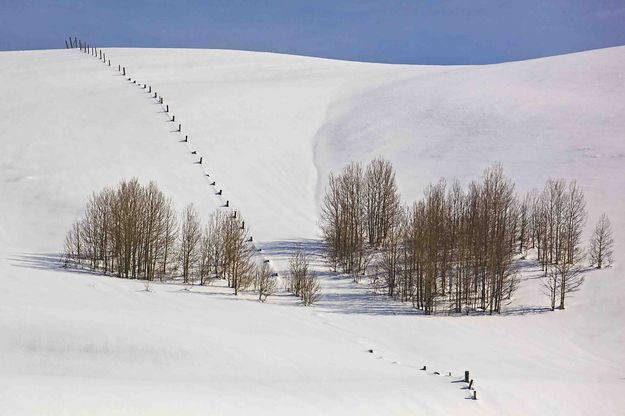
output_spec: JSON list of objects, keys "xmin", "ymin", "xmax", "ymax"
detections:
[{"xmin": 1, "ymin": 47, "xmax": 624, "ymax": 415}]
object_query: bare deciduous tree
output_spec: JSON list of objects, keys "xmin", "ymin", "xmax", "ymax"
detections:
[
  {"xmin": 179, "ymin": 204, "xmax": 202, "ymax": 284},
  {"xmin": 365, "ymin": 157, "xmax": 401, "ymax": 247},
  {"xmin": 287, "ymin": 249, "xmax": 321, "ymax": 306},
  {"xmin": 589, "ymin": 213, "xmax": 614, "ymax": 269},
  {"xmin": 288, "ymin": 248, "xmax": 309, "ymax": 297},
  {"xmin": 255, "ymin": 261, "xmax": 277, "ymax": 302},
  {"xmin": 301, "ymin": 271, "xmax": 322, "ymax": 306}
]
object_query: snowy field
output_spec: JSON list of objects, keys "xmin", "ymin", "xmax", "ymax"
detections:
[{"xmin": 1, "ymin": 46, "xmax": 624, "ymax": 414}]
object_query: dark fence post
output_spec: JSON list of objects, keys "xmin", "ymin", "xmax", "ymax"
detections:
[{"xmin": 464, "ymin": 371, "xmax": 470, "ymax": 383}]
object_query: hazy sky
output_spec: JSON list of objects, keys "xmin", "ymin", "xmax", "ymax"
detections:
[{"xmin": 2, "ymin": 0, "xmax": 625, "ymax": 64}]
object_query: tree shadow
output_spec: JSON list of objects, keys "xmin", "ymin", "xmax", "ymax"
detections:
[
  {"xmin": 259, "ymin": 239, "xmax": 420, "ymax": 316},
  {"xmin": 8, "ymin": 252, "xmax": 102, "ymax": 277},
  {"xmin": 259, "ymin": 239, "xmax": 325, "ymax": 258}
]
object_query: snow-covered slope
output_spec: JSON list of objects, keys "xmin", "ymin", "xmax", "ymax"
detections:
[{"xmin": 1, "ymin": 47, "xmax": 624, "ymax": 415}]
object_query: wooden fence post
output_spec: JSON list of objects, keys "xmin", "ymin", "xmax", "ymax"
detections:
[{"xmin": 464, "ymin": 371, "xmax": 470, "ymax": 383}]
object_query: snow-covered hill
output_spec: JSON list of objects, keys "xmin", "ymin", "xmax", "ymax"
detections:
[{"xmin": 1, "ymin": 46, "xmax": 624, "ymax": 415}]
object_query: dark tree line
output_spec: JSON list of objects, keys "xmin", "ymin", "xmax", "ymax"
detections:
[
  {"xmin": 321, "ymin": 160, "xmax": 611, "ymax": 314},
  {"xmin": 63, "ymin": 179, "xmax": 276, "ymax": 299}
]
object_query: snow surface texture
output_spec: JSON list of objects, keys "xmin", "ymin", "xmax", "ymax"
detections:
[{"xmin": 1, "ymin": 47, "xmax": 624, "ymax": 415}]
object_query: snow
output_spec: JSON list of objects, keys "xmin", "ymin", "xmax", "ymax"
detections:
[{"xmin": 1, "ymin": 46, "xmax": 624, "ymax": 414}]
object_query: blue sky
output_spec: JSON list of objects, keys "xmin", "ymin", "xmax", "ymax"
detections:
[{"xmin": 2, "ymin": 0, "xmax": 625, "ymax": 64}]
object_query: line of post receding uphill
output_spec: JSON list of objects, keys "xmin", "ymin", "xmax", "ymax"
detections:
[{"xmin": 63, "ymin": 37, "xmax": 285, "ymax": 300}]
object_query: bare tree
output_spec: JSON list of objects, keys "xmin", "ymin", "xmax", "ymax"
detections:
[
  {"xmin": 365, "ymin": 157, "xmax": 401, "ymax": 246},
  {"xmin": 301, "ymin": 271, "xmax": 322, "ymax": 306},
  {"xmin": 554, "ymin": 255, "xmax": 585, "ymax": 310},
  {"xmin": 542, "ymin": 265, "xmax": 560, "ymax": 311},
  {"xmin": 255, "ymin": 261, "xmax": 277, "ymax": 302},
  {"xmin": 589, "ymin": 213, "xmax": 614, "ymax": 269},
  {"xmin": 179, "ymin": 204, "xmax": 201, "ymax": 284},
  {"xmin": 220, "ymin": 214, "xmax": 254, "ymax": 295},
  {"xmin": 287, "ymin": 249, "xmax": 321, "ymax": 305},
  {"xmin": 379, "ymin": 213, "xmax": 404, "ymax": 298},
  {"xmin": 320, "ymin": 172, "xmax": 342, "ymax": 272},
  {"xmin": 159, "ymin": 198, "xmax": 178, "ymax": 281},
  {"xmin": 288, "ymin": 248, "xmax": 309, "ymax": 297}
]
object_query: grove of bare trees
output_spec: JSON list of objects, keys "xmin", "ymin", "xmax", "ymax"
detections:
[
  {"xmin": 321, "ymin": 159, "xmax": 605, "ymax": 314},
  {"xmin": 320, "ymin": 158, "xmax": 401, "ymax": 276},
  {"xmin": 63, "ymin": 179, "xmax": 274, "ymax": 299},
  {"xmin": 532, "ymin": 179, "xmax": 587, "ymax": 310}
]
